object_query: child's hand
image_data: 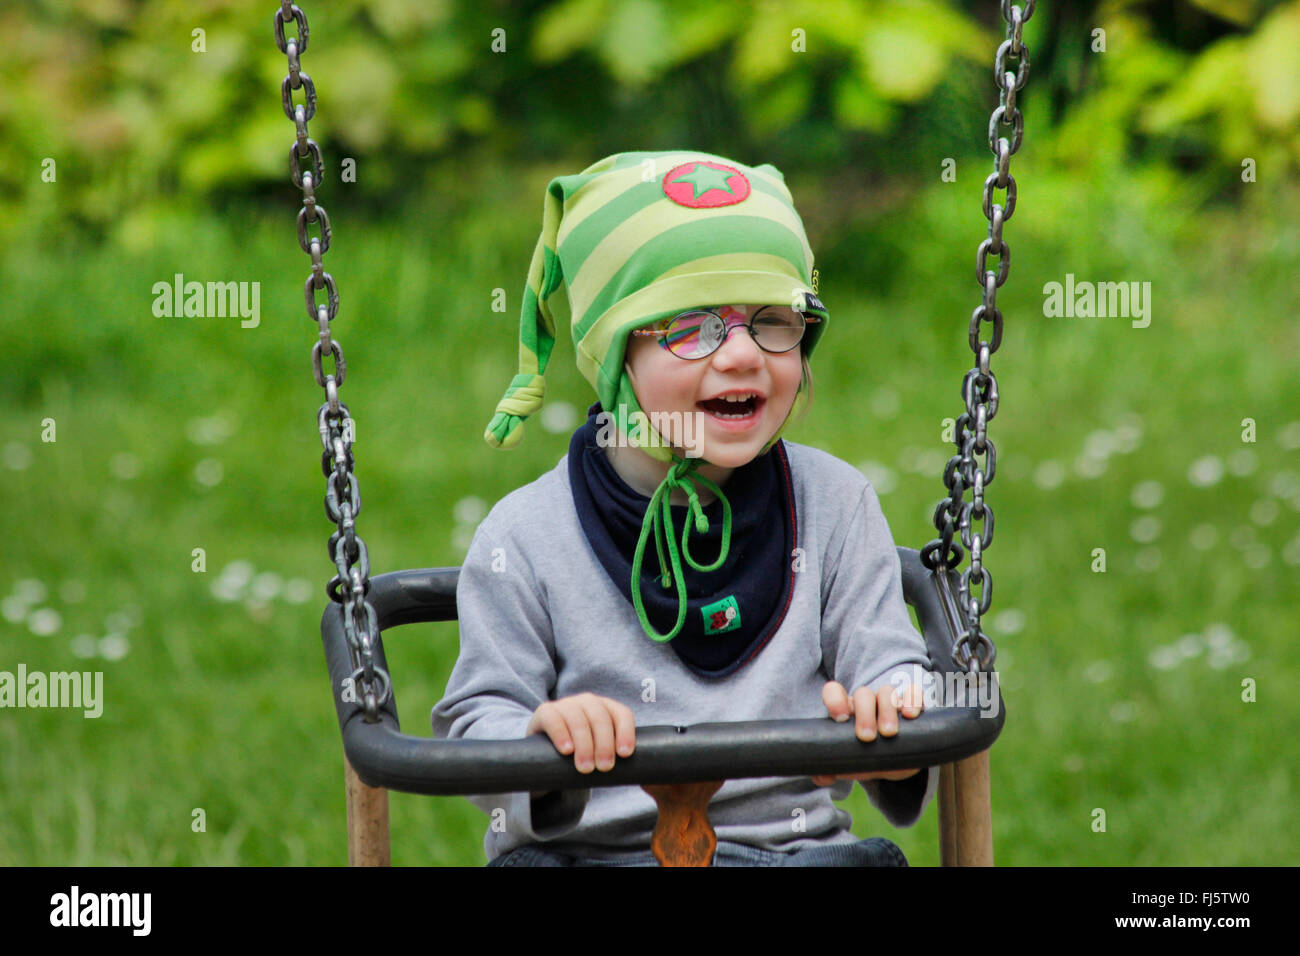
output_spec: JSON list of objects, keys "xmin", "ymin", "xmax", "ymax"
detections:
[
  {"xmin": 811, "ymin": 680, "xmax": 924, "ymax": 786},
  {"xmin": 526, "ymin": 693, "xmax": 636, "ymax": 775}
]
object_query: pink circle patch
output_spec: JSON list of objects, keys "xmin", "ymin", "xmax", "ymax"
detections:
[{"xmin": 662, "ymin": 161, "xmax": 751, "ymax": 209}]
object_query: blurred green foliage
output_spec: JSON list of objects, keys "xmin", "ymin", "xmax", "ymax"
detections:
[{"xmin": 2, "ymin": 0, "xmax": 1298, "ymax": 245}]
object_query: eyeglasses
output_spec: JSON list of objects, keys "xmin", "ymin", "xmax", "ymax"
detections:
[{"xmin": 630, "ymin": 305, "xmax": 821, "ymax": 360}]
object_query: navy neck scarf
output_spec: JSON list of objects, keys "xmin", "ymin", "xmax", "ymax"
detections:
[{"xmin": 567, "ymin": 401, "xmax": 797, "ymax": 678}]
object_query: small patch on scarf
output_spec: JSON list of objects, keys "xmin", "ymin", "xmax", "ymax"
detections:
[{"xmin": 702, "ymin": 595, "xmax": 741, "ymax": 635}]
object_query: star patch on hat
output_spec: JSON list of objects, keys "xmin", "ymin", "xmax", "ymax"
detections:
[{"xmin": 662, "ymin": 161, "xmax": 751, "ymax": 209}]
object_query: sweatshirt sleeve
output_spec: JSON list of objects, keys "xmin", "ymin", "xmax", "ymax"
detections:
[
  {"xmin": 430, "ymin": 514, "xmax": 590, "ymax": 840},
  {"xmin": 819, "ymin": 479, "xmax": 939, "ymax": 828}
]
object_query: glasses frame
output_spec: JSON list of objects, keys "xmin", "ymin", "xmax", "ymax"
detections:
[{"xmin": 630, "ymin": 305, "xmax": 823, "ymax": 360}]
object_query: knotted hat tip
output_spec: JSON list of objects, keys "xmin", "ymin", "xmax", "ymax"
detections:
[{"xmin": 484, "ymin": 373, "xmax": 547, "ymax": 450}]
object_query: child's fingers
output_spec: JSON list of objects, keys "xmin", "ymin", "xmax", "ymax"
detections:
[
  {"xmin": 533, "ymin": 695, "xmax": 636, "ymax": 773},
  {"xmin": 530, "ymin": 702, "xmax": 576, "ymax": 756},
  {"xmin": 575, "ymin": 694, "xmax": 618, "ymax": 773},
  {"xmin": 821, "ymin": 680, "xmax": 852, "ymax": 722},
  {"xmin": 873, "ymin": 768, "xmax": 923, "ymax": 781},
  {"xmin": 844, "ymin": 769, "xmax": 922, "ymax": 782},
  {"xmin": 899, "ymin": 681, "xmax": 924, "ymax": 719},
  {"xmin": 608, "ymin": 700, "xmax": 637, "ymax": 759},
  {"xmin": 813, "ymin": 766, "xmax": 922, "ymax": 786},
  {"xmin": 818, "ymin": 682, "xmax": 923, "ymax": 780},
  {"xmin": 875, "ymin": 685, "xmax": 901, "ymax": 736},
  {"xmin": 853, "ymin": 685, "xmax": 878, "ymax": 741},
  {"xmin": 557, "ymin": 697, "xmax": 597, "ymax": 773}
]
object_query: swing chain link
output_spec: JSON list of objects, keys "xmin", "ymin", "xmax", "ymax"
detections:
[
  {"xmin": 275, "ymin": 1, "xmax": 389, "ymax": 721},
  {"xmin": 921, "ymin": 0, "xmax": 1034, "ymax": 674}
]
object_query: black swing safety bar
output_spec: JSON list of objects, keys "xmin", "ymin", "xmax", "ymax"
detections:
[{"xmin": 321, "ymin": 547, "xmax": 1005, "ymax": 796}]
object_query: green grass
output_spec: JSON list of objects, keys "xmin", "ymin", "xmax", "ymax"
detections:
[{"xmin": 3, "ymin": 160, "xmax": 1298, "ymax": 865}]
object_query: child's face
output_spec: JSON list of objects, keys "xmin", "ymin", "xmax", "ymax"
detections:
[{"xmin": 624, "ymin": 304, "xmax": 804, "ymax": 468}]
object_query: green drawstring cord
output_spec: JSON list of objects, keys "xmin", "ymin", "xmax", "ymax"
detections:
[{"xmin": 630, "ymin": 455, "xmax": 733, "ymax": 642}]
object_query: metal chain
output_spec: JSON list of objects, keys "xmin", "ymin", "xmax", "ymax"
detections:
[
  {"xmin": 920, "ymin": 0, "xmax": 1034, "ymax": 673},
  {"xmin": 274, "ymin": 1, "xmax": 390, "ymax": 720}
]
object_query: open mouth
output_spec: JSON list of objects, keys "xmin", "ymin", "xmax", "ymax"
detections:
[{"xmin": 697, "ymin": 395, "xmax": 765, "ymax": 420}]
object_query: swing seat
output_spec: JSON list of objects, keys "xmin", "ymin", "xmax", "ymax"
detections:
[{"xmin": 320, "ymin": 545, "xmax": 1004, "ymax": 864}]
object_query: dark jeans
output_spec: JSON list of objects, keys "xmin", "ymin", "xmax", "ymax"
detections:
[{"xmin": 488, "ymin": 836, "xmax": 907, "ymax": 867}]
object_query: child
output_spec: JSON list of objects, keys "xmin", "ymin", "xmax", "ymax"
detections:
[{"xmin": 432, "ymin": 150, "xmax": 937, "ymax": 866}]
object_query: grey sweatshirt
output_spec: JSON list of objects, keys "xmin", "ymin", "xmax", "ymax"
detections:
[{"xmin": 431, "ymin": 439, "xmax": 939, "ymax": 862}]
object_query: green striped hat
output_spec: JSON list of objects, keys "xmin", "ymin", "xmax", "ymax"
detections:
[
  {"xmin": 484, "ymin": 149, "xmax": 828, "ymax": 459},
  {"xmin": 483, "ymin": 150, "xmax": 829, "ymax": 642}
]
